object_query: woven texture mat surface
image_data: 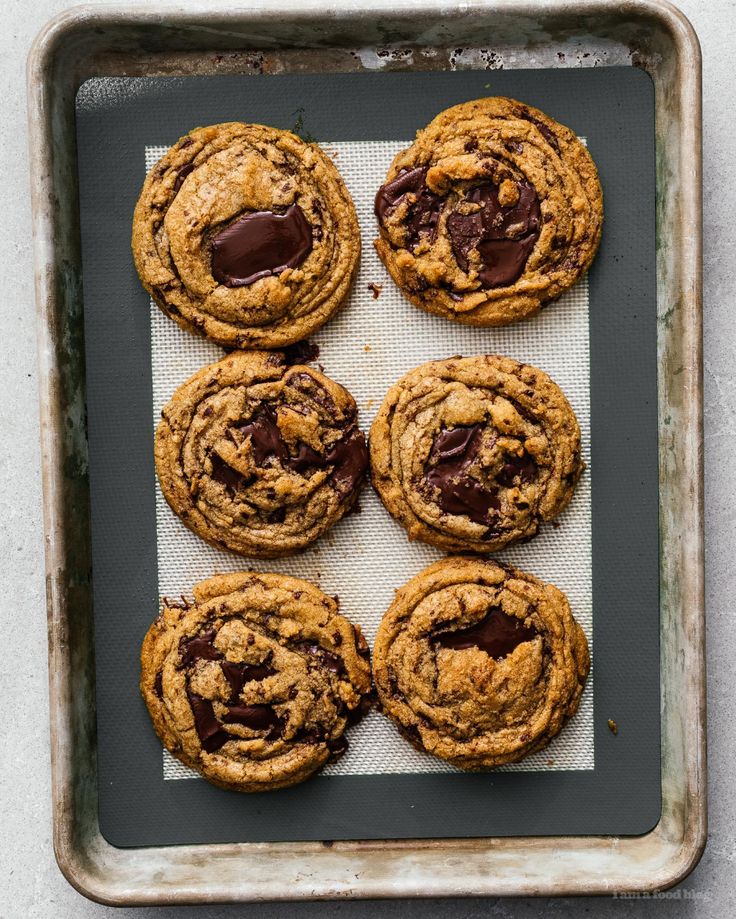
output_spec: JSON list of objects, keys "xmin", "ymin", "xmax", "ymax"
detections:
[{"xmin": 145, "ymin": 139, "xmax": 593, "ymax": 779}]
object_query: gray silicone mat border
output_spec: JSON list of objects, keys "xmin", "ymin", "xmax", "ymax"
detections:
[{"xmin": 75, "ymin": 67, "xmax": 659, "ymax": 848}]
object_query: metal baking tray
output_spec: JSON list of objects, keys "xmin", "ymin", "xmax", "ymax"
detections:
[{"xmin": 28, "ymin": 0, "xmax": 704, "ymax": 904}]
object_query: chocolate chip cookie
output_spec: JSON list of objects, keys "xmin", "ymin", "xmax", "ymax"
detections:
[
  {"xmin": 373, "ymin": 557, "xmax": 589, "ymax": 769},
  {"xmin": 141, "ymin": 572, "xmax": 373, "ymax": 791},
  {"xmin": 370, "ymin": 355, "xmax": 583, "ymax": 553},
  {"xmin": 132, "ymin": 122, "xmax": 360, "ymax": 348},
  {"xmin": 374, "ymin": 97, "xmax": 602, "ymax": 326},
  {"xmin": 155, "ymin": 349, "xmax": 368, "ymax": 558}
]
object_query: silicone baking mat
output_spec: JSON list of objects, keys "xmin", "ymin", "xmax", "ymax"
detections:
[
  {"xmin": 147, "ymin": 139, "xmax": 593, "ymax": 780},
  {"xmin": 76, "ymin": 68, "xmax": 659, "ymax": 846}
]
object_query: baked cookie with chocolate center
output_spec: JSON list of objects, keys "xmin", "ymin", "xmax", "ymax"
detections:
[
  {"xmin": 370, "ymin": 355, "xmax": 583, "ymax": 552},
  {"xmin": 141, "ymin": 572, "xmax": 373, "ymax": 791},
  {"xmin": 155, "ymin": 350, "xmax": 368, "ymax": 558},
  {"xmin": 132, "ymin": 122, "xmax": 359, "ymax": 348},
  {"xmin": 374, "ymin": 97, "xmax": 602, "ymax": 326},
  {"xmin": 372, "ymin": 557, "xmax": 589, "ymax": 769}
]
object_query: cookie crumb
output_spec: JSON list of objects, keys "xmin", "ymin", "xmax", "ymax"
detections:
[
  {"xmin": 607, "ymin": 718, "xmax": 618, "ymax": 735},
  {"xmin": 364, "ymin": 344, "xmax": 372, "ymax": 353},
  {"xmin": 367, "ymin": 283, "xmax": 383, "ymax": 299},
  {"xmin": 364, "ymin": 399, "xmax": 375, "ymax": 411}
]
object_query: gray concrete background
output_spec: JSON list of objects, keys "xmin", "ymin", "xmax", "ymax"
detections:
[{"xmin": 0, "ymin": 0, "xmax": 731, "ymax": 915}]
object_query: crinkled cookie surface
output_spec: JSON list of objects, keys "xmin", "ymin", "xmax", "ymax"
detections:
[
  {"xmin": 370, "ymin": 354, "xmax": 583, "ymax": 553},
  {"xmin": 155, "ymin": 349, "xmax": 368, "ymax": 558},
  {"xmin": 141, "ymin": 572, "xmax": 373, "ymax": 791},
  {"xmin": 133, "ymin": 122, "xmax": 359, "ymax": 347},
  {"xmin": 372, "ymin": 557, "xmax": 589, "ymax": 769},
  {"xmin": 374, "ymin": 97, "xmax": 602, "ymax": 326}
]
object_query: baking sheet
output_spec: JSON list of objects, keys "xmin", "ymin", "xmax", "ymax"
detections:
[{"xmin": 75, "ymin": 68, "xmax": 659, "ymax": 846}]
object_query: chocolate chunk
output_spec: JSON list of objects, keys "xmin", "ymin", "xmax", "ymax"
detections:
[
  {"xmin": 374, "ymin": 167, "xmax": 444, "ymax": 247},
  {"xmin": 354, "ymin": 626, "xmax": 370, "ymax": 659},
  {"xmin": 222, "ymin": 703, "xmax": 281, "ymax": 732},
  {"xmin": 326, "ymin": 735, "xmax": 348, "ymax": 760},
  {"xmin": 210, "ymin": 204, "xmax": 312, "ymax": 287},
  {"xmin": 281, "ymin": 340, "xmax": 320, "ymax": 365},
  {"xmin": 286, "ymin": 441, "xmax": 325, "ymax": 474},
  {"xmin": 173, "ymin": 162, "xmax": 194, "ymax": 192},
  {"xmin": 216, "ymin": 389, "xmax": 365, "ymax": 496},
  {"xmin": 179, "ymin": 629, "xmax": 223, "ymax": 668},
  {"xmin": 220, "ymin": 660, "xmax": 275, "ymax": 701},
  {"xmin": 374, "ymin": 167, "xmax": 425, "ymax": 221},
  {"xmin": 496, "ymin": 451, "xmax": 537, "ymax": 487},
  {"xmin": 346, "ymin": 692, "xmax": 375, "ymax": 726},
  {"xmin": 447, "ymin": 182, "xmax": 541, "ymax": 288},
  {"xmin": 425, "ymin": 424, "xmax": 500, "ymax": 525},
  {"xmin": 475, "ymin": 237, "xmax": 539, "ymax": 288},
  {"xmin": 235, "ymin": 406, "xmax": 345, "ymax": 473},
  {"xmin": 297, "ymin": 641, "xmax": 346, "ymax": 675},
  {"xmin": 325, "ymin": 429, "xmax": 369, "ymax": 497},
  {"xmin": 432, "ymin": 474, "xmax": 501, "ymax": 523},
  {"xmin": 187, "ymin": 691, "xmax": 229, "ymax": 752},
  {"xmin": 429, "ymin": 425, "xmax": 479, "ymax": 461},
  {"xmin": 287, "ymin": 372, "xmax": 337, "ymax": 413},
  {"xmin": 315, "ymin": 647, "xmax": 346, "ymax": 676},
  {"xmin": 210, "ymin": 452, "xmax": 252, "ymax": 493},
  {"xmin": 516, "ymin": 109, "xmax": 560, "ymax": 151},
  {"xmin": 296, "ymin": 727, "xmax": 323, "ymax": 744},
  {"xmin": 435, "ymin": 607, "xmax": 537, "ymax": 660},
  {"xmin": 236, "ymin": 407, "xmax": 290, "ymax": 467},
  {"xmin": 153, "ymin": 671, "xmax": 163, "ymax": 699}
]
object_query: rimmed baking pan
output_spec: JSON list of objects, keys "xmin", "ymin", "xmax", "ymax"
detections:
[{"xmin": 28, "ymin": 0, "xmax": 703, "ymax": 904}]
